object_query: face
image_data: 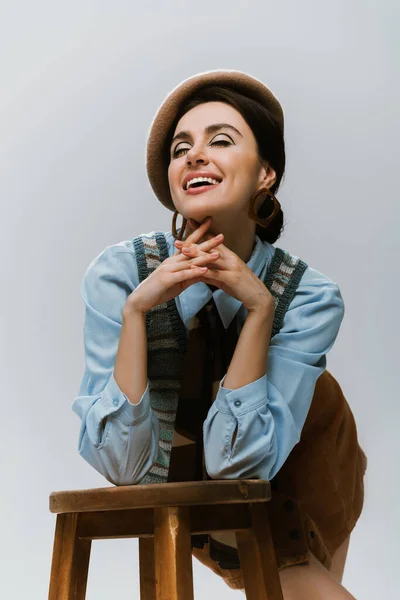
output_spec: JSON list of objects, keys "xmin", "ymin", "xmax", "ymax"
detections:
[{"xmin": 167, "ymin": 101, "xmax": 276, "ymax": 228}]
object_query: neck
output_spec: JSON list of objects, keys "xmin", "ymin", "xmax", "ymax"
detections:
[{"xmin": 185, "ymin": 218, "xmax": 257, "ymax": 264}]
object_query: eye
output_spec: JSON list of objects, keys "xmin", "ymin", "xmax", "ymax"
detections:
[
  {"xmin": 212, "ymin": 139, "xmax": 231, "ymax": 147},
  {"xmin": 172, "ymin": 144, "xmax": 190, "ymax": 158},
  {"xmin": 172, "ymin": 137, "xmax": 232, "ymax": 158}
]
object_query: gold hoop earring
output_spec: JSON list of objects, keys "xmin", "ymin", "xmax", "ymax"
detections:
[
  {"xmin": 248, "ymin": 188, "xmax": 281, "ymax": 228},
  {"xmin": 172, "ymin": 210, "xmax": 188, "ymax": 240}
]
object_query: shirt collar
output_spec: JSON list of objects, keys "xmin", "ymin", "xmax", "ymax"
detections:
[{"xmin": 165, "ymin": 231, "xmax": 273, "ymax": 329}]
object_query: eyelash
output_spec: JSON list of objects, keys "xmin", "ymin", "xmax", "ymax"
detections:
[{"xmin": 172, "ymin": 139, "xmax": 231, "ymax": 158}]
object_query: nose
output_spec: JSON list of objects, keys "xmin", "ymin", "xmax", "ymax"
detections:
[{"xmin": 186, "ymin": 146, "xmax": 209, "ymax": 166}]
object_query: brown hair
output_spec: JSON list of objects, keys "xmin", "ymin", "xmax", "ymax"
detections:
[{"xmin": 165, "ymin": 85, "xmax": 286, "ymax": 244}]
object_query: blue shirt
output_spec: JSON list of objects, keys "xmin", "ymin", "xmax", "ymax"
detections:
[{"xmin": 72, "ymin": 231, "xmax": 345, "ymax": 486}]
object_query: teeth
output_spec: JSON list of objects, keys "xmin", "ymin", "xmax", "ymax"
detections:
[{"xmin": 186, "ymin": 177, "xmax": 220, "ymax": 190}]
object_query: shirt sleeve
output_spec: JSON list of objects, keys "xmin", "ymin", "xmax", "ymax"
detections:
[
  {"xmin": 71, "ymin": 244, "xmax": 159, "ymax": 486},
  {"xmin": 202, "ymin": 267, "xmax": 345, "ymax": 480}
]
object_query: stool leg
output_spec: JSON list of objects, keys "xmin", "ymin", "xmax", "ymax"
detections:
[
  {"xmin": 48, "ymin": 513, "xmax": 91, "ymax": 600},
  {"xmin": 236, "ymin": 529, "xmax": 268, "ymax": 600},
  {"xmin": 139, "ymin": 538, "xmax": 156, "ymax": 599},
  {"xmin": 153, "ymin": 506, "xmax": 194, "ymax": 600},
  {"xmin": 236, "ymin": 503, "xmax": 283, "ymax": 600}
]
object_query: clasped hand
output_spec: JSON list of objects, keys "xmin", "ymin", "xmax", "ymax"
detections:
[{"xmin": 174, "ymin": 217, "xmax": 273, "ymax": 313}]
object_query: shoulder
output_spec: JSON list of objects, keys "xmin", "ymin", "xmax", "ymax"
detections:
[
  {"xmin": 270, "ymin": 244, "xmax": 345, "ymax": 316},
  {"xmin": 295, "ymin": 263, "xmax": 345, "ymax": 319},
  {"xmin": 80, "ymin": 232, "xmax": 161, "ymax": 317},
  {"xmin": 267, "ymin": 245, "xmax": 345, "ymax": 350},
  {"xmin": 82, "ymin": 231, "xmax": 163, "ymax": 291},
  {"xmin": 82, "ymin": 239, "xmax": 138, "ymax": 292}
]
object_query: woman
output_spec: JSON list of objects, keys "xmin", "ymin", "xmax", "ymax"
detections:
[{"xmin": 72, "ymin": 69, "xmax": 367, "ymax": 598}]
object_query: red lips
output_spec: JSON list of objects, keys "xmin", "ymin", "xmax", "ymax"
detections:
[{"xmin": 182, "ymin": 171, "xmax": 223, "ymax": 190}]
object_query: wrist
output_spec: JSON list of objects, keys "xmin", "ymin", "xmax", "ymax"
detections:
[
  {"xmin": 248, "ymin": 296, "xmax": 275, "ymax": 316},
  {"xmin": 123, "ymin": 300, "xmax": 148, "ymax": 319}
]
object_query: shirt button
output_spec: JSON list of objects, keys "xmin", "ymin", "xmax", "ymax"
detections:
[
  {"xmin": 112, "ymin": 399, "xmax": 119, "ymax": 407},
  {"xmin": 234, "ymin": 400, "xmax": 242, "ymax": 408}
]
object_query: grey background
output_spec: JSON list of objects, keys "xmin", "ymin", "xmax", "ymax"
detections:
[{"xmin": 1, "ymin": 1, "xmax": 398, "ymax": 598}]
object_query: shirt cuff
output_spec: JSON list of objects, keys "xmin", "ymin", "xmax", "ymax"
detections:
[
  {"xmin": 216, "ymin": 373, "xmax": 268, "ymax": 416},
  {"xmin": 102, "ymin": 371, "xmax": 152, "ymax": 425}
]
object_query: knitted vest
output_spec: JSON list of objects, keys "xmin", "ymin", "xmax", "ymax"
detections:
[{"xmin": 133, "ymin": 231, "xmax": 308, "ymax": 485}]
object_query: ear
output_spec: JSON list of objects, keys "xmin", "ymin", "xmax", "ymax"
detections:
[{"xmin": 258, "ymin": 161, "xmax": 277, "ymax": 189}]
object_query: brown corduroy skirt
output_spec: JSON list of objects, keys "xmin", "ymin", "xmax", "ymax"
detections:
[{"xmin": 172, "ymin": 369, "xmax": 368, "ymax": 591}]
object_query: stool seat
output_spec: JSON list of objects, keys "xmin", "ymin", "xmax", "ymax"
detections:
[
  {"xmin": 49, "ymin": 479, "xmax": 271, "ymax": 513},
  {"xmin": 48, "ymin": 479, "xmax": 284, "ymax": 599}
]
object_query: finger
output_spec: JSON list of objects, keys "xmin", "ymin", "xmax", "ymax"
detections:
[
  {"xmin": 175, "ymin": 246, "xmax": 222, "ymax": 266},
  {"xmin": 170, "ymin": 265, "xmax": 210, "ymax": 285},
  {"xmin": 181, "ymin": 246, "xmax": 196, "ymax": 257},
  {"xmin": 181, "ymin": 247, "xmax": 223, "ymax": 269},
  {"xmin": 181, "ymin": 244, "xmax": 225, "ymax": 268},
  {"xmin": 175, "ymin": 232, "xmax": 224, "ymax": 254},
  {"xmin": 190, "ymin": 264, "xmax": 221, "ymax": 286},
  {"xmin": 174, "ymin": 240, "xmax": 219, "ymax": 261},
  {"xmin": 197, "ymin": 233, "xmax": 224, "ymax": 252},
  {"xmin": 181, "ymin": 217, "xmax": 212, "ymax": 246},
  {"xmin": 173, "ymin": 251, "xmax": 220, "ymax": 269},
  {"xmin": 188, "ymin": 250, "xmax": 220, "ymax": 265}
]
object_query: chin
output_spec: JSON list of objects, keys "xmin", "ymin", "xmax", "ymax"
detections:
[
  {"xmin": 186, "ymin": 212, "xmax": 211, "ymax": 222},
  {"xmin": 182, "ymin": 208, "xmax": 212, "ymax": 223}
]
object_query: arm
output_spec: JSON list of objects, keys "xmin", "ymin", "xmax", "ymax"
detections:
[
  {"xmin": 71, "ymin": 246, "xmax": 159, "ymax": 486},
  {"xmin": 223, "ymin": 302, "xmax": 274, "ymax": 390},
  {"xmin": 117, "ymin": 304, "xmax": 149, "ymax": 407},
  {"xmin": 222, "ymin": 306, "xmax": 274, "ymax": 448},
  {"xmin": 203, "ymin": 269, "xmax": 345, "ymax": 480}
]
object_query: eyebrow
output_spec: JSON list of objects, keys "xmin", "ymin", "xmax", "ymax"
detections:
[{"xmin": 170, "ymin": 123, "xmax": 243, "ymax": 148}]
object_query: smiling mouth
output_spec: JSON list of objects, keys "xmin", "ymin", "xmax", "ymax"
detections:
[
  {"xmin": 183, "ymin": 176, "xmax": 223, "ymax": 190},
  {"xmin": 184, "ymin": 181, "xmax": 222, "ymax": 194}
]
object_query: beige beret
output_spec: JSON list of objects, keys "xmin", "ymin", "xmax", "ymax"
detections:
[{"xmin": 145, "ymin": 69, "xmax": 284, "ymax": 211}]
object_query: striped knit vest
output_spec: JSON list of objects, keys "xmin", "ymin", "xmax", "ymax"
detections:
[{"xmin": 133, "ymin": 231, "xmax": 308, "ymax": 485}]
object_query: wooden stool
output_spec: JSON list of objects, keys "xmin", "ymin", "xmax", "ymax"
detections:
[{"xmin": 48, "ymin": 479, "xmax": 284, "ymax": 599}]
